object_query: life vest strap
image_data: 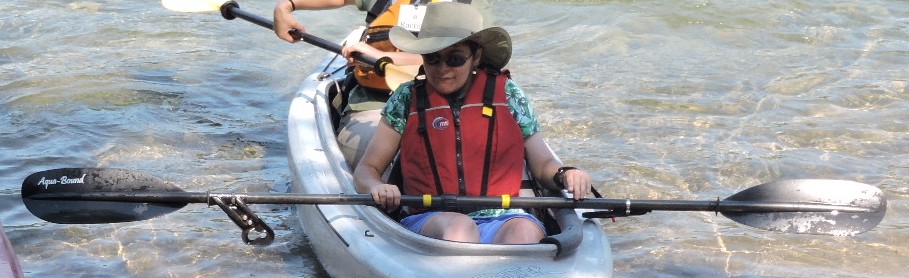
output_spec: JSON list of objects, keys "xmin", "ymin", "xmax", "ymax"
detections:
[
  {"xmin": 415, "ymin": 82, "xmax": 446, "ymax": 195},
  {"xmin": 479, "ymin": 70, "xmax": 499, "ymax": 196}
]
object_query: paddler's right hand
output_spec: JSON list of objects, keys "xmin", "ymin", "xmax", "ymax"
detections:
[
  {"xmin": 273, "ymin": 0, "xmax": 306, "ymax": 43},
  {"xmin": 369, "ymin": 183, "xmax": 401, "ymax": 211},
  {"xmin": 341, "ymin": 42, "xmax": 383, "ymax": 66}
]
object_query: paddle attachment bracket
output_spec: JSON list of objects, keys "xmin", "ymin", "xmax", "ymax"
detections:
[
  {"xmin": 581, "ymin": 198, "xmax": 652, "ymax": 218},
  {"xmin": 211, "ymin": 195, "xmax": 275, "ymax": 246}
]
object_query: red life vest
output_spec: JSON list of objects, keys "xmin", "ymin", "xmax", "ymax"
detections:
[{"xmin": 399, "ymin": 69, "xmax": 525, "ymax": 199}]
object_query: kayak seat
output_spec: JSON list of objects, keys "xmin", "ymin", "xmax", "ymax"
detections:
[
  {"xmin": 382, "ymin": 157, "xmax": 568, "ymax": 239},
  {"xmin": 327, "ymin": 70, "xmax": 357, "ymax": 131}
]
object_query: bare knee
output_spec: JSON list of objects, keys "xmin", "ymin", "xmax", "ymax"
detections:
[
  {"xmin": 420, "ymin": 213, "xmax": 480, "ymax": 243},
  {"xmin": 492, "ymin": 218, "xmax": 545, "ymax": 244}
]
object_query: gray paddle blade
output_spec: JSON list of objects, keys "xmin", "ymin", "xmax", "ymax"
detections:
[
  {"xmin": 721, "ymin": 179, "xmax": 886, "ymax": 236},
  {"xmin": 21, "ymin": 168, "xmax": 187, "ymax": 224}
]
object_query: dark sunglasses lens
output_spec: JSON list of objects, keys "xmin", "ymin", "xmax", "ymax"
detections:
[
  {"xmin": 445, "ymin": 56, "xmax": 468, "ymax": 67},
  {"xmin": 423, "ymin": 54, "xmax": 469, "ymax": 67},
  {"xmin": 424, "ymin": 54, "xmax": 442, "ymax": 65}
]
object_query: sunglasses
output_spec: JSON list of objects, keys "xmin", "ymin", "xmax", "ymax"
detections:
[{"xmin": 422, "ymin": 52, "xmax": 473, "ymax": 67}]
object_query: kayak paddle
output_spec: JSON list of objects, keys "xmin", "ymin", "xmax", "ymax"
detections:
[
  {"xmin": 162, "ymin": 0, "xmax": 420, "ymax": 91},
  {"xmin": 22, "ymin": 168, "xmax": 886, "ymax": 245}
]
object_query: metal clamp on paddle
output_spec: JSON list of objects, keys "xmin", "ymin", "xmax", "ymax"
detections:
[{"xmin": 210, "ymin": 195, "xmax": 275, "ymax": 246}]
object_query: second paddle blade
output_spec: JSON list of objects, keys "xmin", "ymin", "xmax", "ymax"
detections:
[
  {"xmin": 21, "ymin": 168, "xmax": 188, "ymax": 224},
  {"xmin": 721, "ymin": 179, "xmax": 887, "ymax": 236},
  {"xmin": 162, "ymin": 0, "xmax": 225, "ymax": 13}
]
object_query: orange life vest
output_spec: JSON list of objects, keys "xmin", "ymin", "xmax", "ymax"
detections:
[
  {"xmin": 356, "ymin": 0, "xmax": 475, "ymax": 91},
  {"xmin": 353, "ymin": 0, "xmax": 411, "ymax": 91}
]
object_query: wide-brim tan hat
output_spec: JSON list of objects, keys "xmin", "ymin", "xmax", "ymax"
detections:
[{"xmin": 388, "ymin": 1, "xmax": 511, "ymax": 69}]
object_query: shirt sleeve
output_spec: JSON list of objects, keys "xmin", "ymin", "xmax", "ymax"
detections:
[
  {"xmin": 381, "ymin": 81, "xmax": 413, "ymax": 134},
  {"xmin": 355, "ymin": 0, "xmax": 379, "ymax": 11},
  {"xmin": 505, "ymin": 79, "xmax": 541, "ymax": 138}
]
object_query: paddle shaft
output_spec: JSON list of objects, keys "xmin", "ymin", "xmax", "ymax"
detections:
[
  {"xmin": 27, "ymin": 191, "xmax": 874, "ymax": 213},
  {"xmin": 219, "ymin": 1, "xmax": 379, "ymax": 66},
  {"xmin": 21, "ymin": 168, "xmax": 887, "ymax": 236}
]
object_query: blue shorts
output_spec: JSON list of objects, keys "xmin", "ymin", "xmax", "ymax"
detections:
[{"xmin": 400, "ymin": 211, "xmax": 545, "ymax": 244}]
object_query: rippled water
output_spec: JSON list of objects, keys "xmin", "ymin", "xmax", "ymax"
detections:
[{"xmin": 2, "ymin": 0, "xmax": 907, "ymax": 277}]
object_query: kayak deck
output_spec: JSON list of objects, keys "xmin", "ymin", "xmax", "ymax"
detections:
[{"xmin": 285, "ymin": 28, "xmax": 614, "ymax": 277}]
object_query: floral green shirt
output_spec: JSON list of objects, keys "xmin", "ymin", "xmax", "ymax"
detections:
[{"xmin": 382, "ymin": 79, "xmax": 541, "ymax": 137}]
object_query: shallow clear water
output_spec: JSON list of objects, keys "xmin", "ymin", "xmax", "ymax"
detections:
[{"xmin": 1, "ymin": 0, "xmax": 907, "ymax": 277}]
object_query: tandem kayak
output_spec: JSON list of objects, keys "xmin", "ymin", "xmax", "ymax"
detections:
[
  {"xmin": 1, "ymin": 221, "xmax": 24, "ymax": 278},
  {"xmin": 285, "ymin": 28, "xmax": 614, "ymax": 277}
]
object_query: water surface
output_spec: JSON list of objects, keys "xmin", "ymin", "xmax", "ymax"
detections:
[{"xmin": 1, "ymin": 0, "xmax": 906, "ymax": 277}]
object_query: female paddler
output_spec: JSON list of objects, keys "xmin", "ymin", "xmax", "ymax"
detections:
[
  {"xmin": 354, "ymin": 2, "xmax": 593, "ymax": 244},
  {"xmin": 275, "ymin": 0, "xmax": 493, "ymax": 169}
]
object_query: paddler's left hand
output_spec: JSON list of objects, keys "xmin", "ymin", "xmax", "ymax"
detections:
[
  {"xmin": 561, "ymin": 169, "xmax": 592, "ymax": 200},
  {"xmin": 369, "ymin": 183, "xmax": 401, "ymax": 211}
]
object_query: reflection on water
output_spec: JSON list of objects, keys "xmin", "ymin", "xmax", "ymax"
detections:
[{"xmin": 1, "ymin": 0, "xmax": 907, "ymax": 277}]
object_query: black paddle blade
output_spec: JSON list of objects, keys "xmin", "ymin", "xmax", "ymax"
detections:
[
  {"xmin": 21, "ymin": 168, "xmax": 188, "ymax": 224},
  {"xmin": 721, "ymin": 179, "xmax": 886, "ymax": 236}
]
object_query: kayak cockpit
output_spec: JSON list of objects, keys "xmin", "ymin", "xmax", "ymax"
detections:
[{"xmin": 285, "ymin": 28, "xmax": 613, "ymax": 277}]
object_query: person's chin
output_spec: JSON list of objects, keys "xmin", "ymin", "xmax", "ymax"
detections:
[{"xmin": 433, "ymin": 82, "xmax": 460, "ymax": 94}]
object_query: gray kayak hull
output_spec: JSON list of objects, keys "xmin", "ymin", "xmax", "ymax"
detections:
[{"xmin": 286, "ymin": 28, "xmax": 614, "ymax": 277}]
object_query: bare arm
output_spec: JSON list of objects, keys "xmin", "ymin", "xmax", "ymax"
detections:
[
  {"xmin": 274, "ymin": 0, "xmax": 357, "ymax": 42},
  {"xmin": 524, "ymin": 133, "xmax": 592, "ymax": 200},
  {"xmin": 354, "ymin": 118, "xmax": 403, "ymax": 210}
]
